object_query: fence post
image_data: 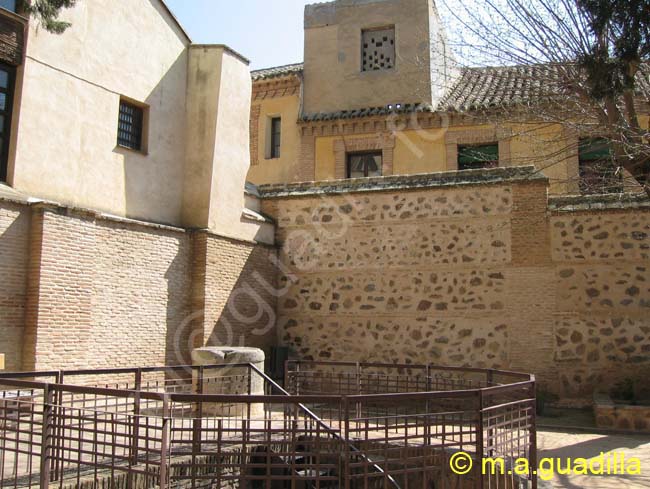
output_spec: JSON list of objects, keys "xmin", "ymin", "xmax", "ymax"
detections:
[
  {"xmin": 355, "ymin": 362, "xmax": 361, "ymax": 419},
  {"xmin": 127, "ymin": 369, "xmax": 142, "ymax": 489},
  {"xmin": 284, "ymin": 359, "xmax": 289, "ymax": 392},
  {"xmin": 530, "ymin": 382, "xmax": 538, "ymax": 489},
  {"xmin": 477, "ymin": 390, "xmax": 485, "ymax": 489},
  {"xmin": 39, "ymin": 384, "xmax": 54, "ymax": 489},
  {"xmin": 51, "ymin": 371, "xmax": 63, "ymax": 481},
  {"xmin": 425, "ymin": 365, "xmax": 432, "ymax": 446},
  {"xmin": 159, "ymin": 395, "xmax": 171, "ymax": 489},
  {"xmin": 343, "ymin": 396, "xmax": 351, "ymax": 489}
]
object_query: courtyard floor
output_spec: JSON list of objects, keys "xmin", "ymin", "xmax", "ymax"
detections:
[{"xmin": 537, "ymin": 410, "xmax": 650, "ymax": 488}]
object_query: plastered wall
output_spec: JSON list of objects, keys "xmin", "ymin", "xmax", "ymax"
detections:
[
  {"xmin": 302, "ymin": 0, "xmax": 452, "ymax": 114},
  {"xmin": 11, "ymin": 0, "xmax": 190, "ymax": 226}
]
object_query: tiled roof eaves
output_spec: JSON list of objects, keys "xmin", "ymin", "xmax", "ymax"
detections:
[
  {"xmin": 251, "ymin": 63, "xmax": 304, "ymax": 81},
  {"xmin": 300, "ymin": 103, "xmax": 434, "ymax": 122},
  {"xmin": 258, "ymin": 166, "xmax": 545, "ymax": 199}
]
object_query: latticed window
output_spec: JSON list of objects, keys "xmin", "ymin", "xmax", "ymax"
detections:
[
  {"xmin": 458, "ymin": 144, "xmax": 499, "ymax": 170},
  {"xmin": 348, "ymin": 152, "xmax": 382, "ymax": 178},
  {"xmin": 578, "ymin": 138, "xmax": 620, "ymax": 194},
  {"xmin": 270, "ymin": 117, "xmax": 281, "ymax": 158},
  {"xmin": 362, "ymin": 27, "xmax": 395, "ymax": 72},
  {"xmin": 117, "ymin": 100, "xmax": 144, "ymax": 151}
]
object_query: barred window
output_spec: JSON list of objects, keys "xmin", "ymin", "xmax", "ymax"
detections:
[{"xmin": 117, "ymin": 100, "xmax": 144, "ymax": 151}]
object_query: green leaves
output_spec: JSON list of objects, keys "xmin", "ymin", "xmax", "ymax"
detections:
[{"xmin": 20, "ymin": 0, "xmax": 77, "ymax": 34}]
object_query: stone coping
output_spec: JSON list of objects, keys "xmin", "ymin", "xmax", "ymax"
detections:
[
  {"xmin": 0, "ymin": 185, "xmax": 273, "ymax": 246},
  {"xmin": 258, "ymin": 166, "xmax": 545, "ymax": 199},
  {"xmin": 549, "ymin": 192, "xmax": 650, "ymax": 212}
]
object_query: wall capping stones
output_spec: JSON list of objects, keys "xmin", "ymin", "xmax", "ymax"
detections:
[
  {"xmin": 549, "ymin": 193, "xmax": 650, "ymax": 213},
  {"xmin": 0, "ymin": 193, "xmax": 279, "ymax": 247},
  {"xmin": 258, "ymin": 165, "xmax": 545, "ymax": 198}
]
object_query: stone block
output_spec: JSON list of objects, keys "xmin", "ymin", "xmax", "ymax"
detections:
[{"xmin": 191, "ymin": 347, "xmax": 266, "ymax": 417}]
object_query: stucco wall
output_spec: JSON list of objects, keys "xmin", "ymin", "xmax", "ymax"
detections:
[
  {"xmin": 247, "ymin": 95, "xmax": 302, "ymax": 185},
  {"xmin": 11, "ymin": 0, "xmax": 189, "ymax": 226},
  {"xmin": 310, "ymin": 124, "xmax": 572, "ymax": 191},
  {"xmin": 303, "ymin": 0, "xmax": 445, "ymax": 114},
  {"xmin": 261, "ymin": 172, "xmax": 650, "ymax": 401}
]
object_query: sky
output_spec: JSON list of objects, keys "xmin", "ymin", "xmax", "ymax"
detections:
[{"xmin": 164, "ymin": 1, "xmax": 313, "ymax": 70}]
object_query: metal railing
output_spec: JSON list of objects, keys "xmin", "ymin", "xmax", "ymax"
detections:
[{"xmin": 0, "ymin": 362, "xmax": 536, "ymax": 489}]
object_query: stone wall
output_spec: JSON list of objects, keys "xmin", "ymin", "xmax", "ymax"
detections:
[
  {"xmin": 1, "ymin": 199, "xmax": 278, "ymax": 372},
  {"xmin": 260, "ymin": 168, "xmax": 650, "ymax": 401},
  {"xmin": 550, "ymin": 207, "xmax": 650, "ymax": 398}
]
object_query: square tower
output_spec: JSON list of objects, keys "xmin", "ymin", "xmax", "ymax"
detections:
[{"xmin": 303, "ymin": 0, "xmax": 456, "ymax": 115}]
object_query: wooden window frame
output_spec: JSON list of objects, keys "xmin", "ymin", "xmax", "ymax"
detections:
[
  {"xmin": 457, "ymin": 143, "xmax": 499, "ymax": 171},
  {"xmin": 578, "ymin": 137, "xmax": 620, "ymax": 194},
  {"xmin": 0, "ymin": 63, "xmax": 15, "ymax": 183},
  {"xmin": 270, "ymin": 116, "xmax": 281, "ymax": 159},
  {"xmin": 347, "ymin": 150, "xmax": 383, "ymax": 178}
]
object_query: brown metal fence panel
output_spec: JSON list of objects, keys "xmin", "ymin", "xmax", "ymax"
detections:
[{"xmin": 0, "ymin": 362, "xmax": 536, "ymax": 489}]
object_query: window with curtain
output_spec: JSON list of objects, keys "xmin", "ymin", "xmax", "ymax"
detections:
[{"xmin": 347, "ymin": 152, "xmax": 382, "ymax": 178}]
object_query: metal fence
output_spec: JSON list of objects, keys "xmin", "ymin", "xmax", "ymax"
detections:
[{"xmin": 0, "ymin": 362, "xmax": 536, "ymax": 489}]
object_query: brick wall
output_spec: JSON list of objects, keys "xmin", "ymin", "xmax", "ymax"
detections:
[
  {"xmin": 1, "ymin": 200, "xmax": 277, "ymax": 372},
  {"xmin": 261, "ymin": 173, "xmax": 650, "ymax": 402},
  {"xmin": 0, "ymin": 201, "xmax": 30, "ymax": 371},
  {"xmin": 192, "ymin": 231, "xmax": 278, "ymax": 355}
]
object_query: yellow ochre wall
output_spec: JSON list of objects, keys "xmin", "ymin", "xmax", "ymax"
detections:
[
  {"xmin": 311, "ymin": 124, "xmax": 573, "ymax": 194},
  {"xmin": 249, "ymin": 111, "xmax": 650, "ymax": 195},
  {"xmin": 247, "ymin": 95, "xmax": 301, "ymax": 185}
]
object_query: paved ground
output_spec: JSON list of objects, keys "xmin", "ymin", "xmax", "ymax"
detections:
[{"xmin": 537, "ymin": 425, "xmax": 650, "ymax": 488}]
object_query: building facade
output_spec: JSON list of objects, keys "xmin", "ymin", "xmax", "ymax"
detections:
[
  {"xmin": 0, "ymin": 0, "xmax": 647, "ymax": 404},
  {"xmin": 247, "ymin": 0, "xmax": 649, "ymax": 195},
  {"xmin": 0, "ymin": 0, "xmax": 276, "ymax": 373}
]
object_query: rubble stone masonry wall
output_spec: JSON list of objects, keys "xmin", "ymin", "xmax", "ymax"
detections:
[{"xmin": 260, "ymin": 170, "xmax": 650, "ymax": 400}]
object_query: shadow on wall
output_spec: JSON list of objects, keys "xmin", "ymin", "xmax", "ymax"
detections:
[
  {"xmin": 162, "ymin": 236, "xmax": 279, "ymax": 371},
  {"xmin": 163, "ymin": 239, "xmax": 194, "ymax": 368},
  {"xmin": 115, "ymin": 1, "xmax": 189, "ymax": 227},
  {"xmin": 205, "ymin": 243, "xmax": 278, "ymax": 358},
  {"xmin": 0, "ymin": 206, "xmax": 29, "ymax": 371}
]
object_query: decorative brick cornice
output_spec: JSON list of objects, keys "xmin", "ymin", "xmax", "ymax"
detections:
[
  {"xmin": 249, "ymin": 105, "xmax": 261, "ymax": 166},
  {"xmin": 252, "ymin": 76, "xmax": 301, "ymax": 101}
]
